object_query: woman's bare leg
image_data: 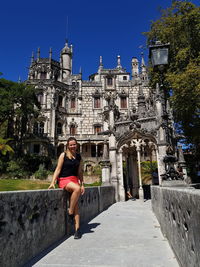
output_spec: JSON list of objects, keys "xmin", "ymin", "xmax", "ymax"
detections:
[
  {"xmin": 65, "ymin": 182, "xmax": 81, "ymax": 215},
  {"xmin": 74, "ymin": 202, "xmax": 80, "ymax": 231}
]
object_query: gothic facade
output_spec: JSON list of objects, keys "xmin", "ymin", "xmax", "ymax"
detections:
[{"xmin": 25, "ymin": 41, "xmax": 184, "ymax": 201}]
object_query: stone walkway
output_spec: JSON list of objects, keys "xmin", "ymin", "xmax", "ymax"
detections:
[{"xmin": 29, "ymin": 200, "xmax": 179, "ymax": 267}]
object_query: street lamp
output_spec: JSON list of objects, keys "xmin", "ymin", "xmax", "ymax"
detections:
[
  {"xmin": 149, "ymin": 41, "xmax": 170, "ymax": 70},
  {"xmin": 149, "ymin": 41, "xmax": 182, "ymax": 181}
]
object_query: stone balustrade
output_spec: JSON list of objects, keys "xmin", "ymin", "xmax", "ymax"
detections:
[
  {"xmin": 0, "ymin": 185, "xmax": 115, "ymax": 267},
  {"xmin": 151, "ymin": 185, "xmax": 200, "ymax": 267}
]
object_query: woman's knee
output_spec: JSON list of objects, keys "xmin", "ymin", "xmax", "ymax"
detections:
[{"xmin": 73, "ymin": 185, "xmax": 81, "ymax": 194}]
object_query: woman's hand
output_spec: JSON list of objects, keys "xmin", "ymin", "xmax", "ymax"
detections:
[
  {"xmin": 80, "ymin": 185, "xmax": 85, "ymax": 195},
  {"xmin": 48, "ymin": 183, "xmax": 55, "ymax": 189}
]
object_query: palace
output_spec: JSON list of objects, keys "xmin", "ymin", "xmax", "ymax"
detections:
[{"xmin": 25, "ymin": 41, "xmax": 185, "ymax": 200}]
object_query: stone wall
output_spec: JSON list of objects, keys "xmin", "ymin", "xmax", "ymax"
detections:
[
  {"xmin": 0, "ymin": 186, "xmax": 115, "ymax": 267},
  {"xmin": 151, "ymin": 186, "xmax": 200, "ymax": 267}
]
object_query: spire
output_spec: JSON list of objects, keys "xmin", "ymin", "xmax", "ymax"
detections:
[
  {"xmin": 31, "ymin": 51, "xmax": 34, "ymax": 64},
  {"xmin": 79, "ymin": 66, "xmax": 82, "ymax": 74},
  {"xmin": 98, "ymin": 56, "xmax": 103, "ymax": 73},
  {"xmin": 116, "ymin": 55, "xmax": 122, "ymax": 69},
  {"xmin": 37, "ymin": 47, "xmax": 40, "ymax": 60},
  {"xmin": 49, "ymin": 47, "xmax": 52, "ymax": 60},
  {"xmin": 100, "ymin": 56, "xmax": 103, "ymax": 67},
  {"xmin": 18, "ymin": 76, "xmax": 21, "ymax": 83},
  {"xmin": 141, "ymin": 52, "xmax": 146, "ymax": 73}
]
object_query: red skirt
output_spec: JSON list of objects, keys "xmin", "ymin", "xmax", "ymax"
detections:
[{"xmin": 58, "ymin": 176, "xmax": 79, "ymax": 188}]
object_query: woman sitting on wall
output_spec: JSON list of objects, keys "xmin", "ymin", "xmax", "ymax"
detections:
[{"xmin": 48, "ymin": 137, "xmax": 85, "ymax": 239}]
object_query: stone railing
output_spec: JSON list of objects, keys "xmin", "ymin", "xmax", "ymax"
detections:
[
  {"xmin": 151, "ymin": 185, "xmax": 200, "ymax": 267},
  {"xmin": 0, "ymin": 186, "xmax": 115, "ymax": 267}
]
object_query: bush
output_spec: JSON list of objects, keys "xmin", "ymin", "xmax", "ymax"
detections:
[
  {"xmin": 22, "ymin": 154, "xmax": 52, "ymax": 173},
  {"xmin": 6, "ymin": 160, "xmax": 28, "ymax": 179},
  {"xmin": 34, "ymin": 164, "xmax": 49, "ymax": 180}
]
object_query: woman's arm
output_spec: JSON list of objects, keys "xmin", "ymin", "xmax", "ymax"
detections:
[{"xmin": 48, "ymin": 152, "xmax": 65, "ymax": 189}]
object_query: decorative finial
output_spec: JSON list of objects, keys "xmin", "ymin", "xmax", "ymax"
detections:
[
  {"xmin": 37, "ymin": 47, "xmax": 40, "ymax": 60},
  {"xmin": 100, "ymin": 56, "xmax": 103, "ymax": 66},
  {"xmin": 117, "ymin": 55, "xmax": 122, "ymax": 69},
  {"xmin": 49, "ymin": 47, "xmax": 52, "ymax": 60},
  {"xmin": 31, "ymin": 51, "xmax": 34, "ymax": 64}
]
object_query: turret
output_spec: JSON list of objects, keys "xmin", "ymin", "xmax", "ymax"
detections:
[
  {"xmin": 116, "ymin": 55, "xmax": 122, "ymax": 69},
  {"xmin": 60, "ymin": 40, "xmax": 73, "ymax": 80},
  {"xmin": 131, "ymin": 57, "xmax": 139, "ymax": 78},
  {"xmin": 98, "ymin": 56, "xmax": 103, "ymax": 73},
  {"xmin": 140, "ymin": 52, "xmax": 148, "ymax": 83}
]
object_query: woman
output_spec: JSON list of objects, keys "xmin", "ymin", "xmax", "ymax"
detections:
[{"xmin": 48, "ymin": 137, "xmax": 85, "ymax": 239}]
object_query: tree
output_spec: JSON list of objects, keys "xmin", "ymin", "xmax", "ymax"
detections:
[
  {"xmin": 145, "ymin": 1, "xmax": 200, "ymax": 156},
  {"xmin": 0, "ymin": 137, "xmax": 14, "ymax": 155},
  {"xmin": 0, "ymin": 78, "xmax": 40, "ymax": 154}
]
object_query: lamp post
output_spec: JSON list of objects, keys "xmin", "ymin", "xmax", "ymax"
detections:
[{"xmin": 149, "ymin": 41, "xmax": 182, "ymax": 182}]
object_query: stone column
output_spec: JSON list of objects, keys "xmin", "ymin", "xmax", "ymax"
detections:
[
  {"xmin": 118, "ymin": 148, "xmax": 125, "ymax": 201},
  {"xmin": 178, "ymin": 145, "xmax": 187, "ymax": 180},
  {"xmin": 95, "ymin": 143, "xmax": 98, "ymax": 158},
  {"xmin": 109, "ymin": 134, "xmax": 118, "ymax": 201},
  {"xmin": 136, "ymin": 145, "xmax": 143, "ymax": 199},
  {"xmin": 44, "ymin": 120, "xmax": 48, "ymax": 134},
  {"xmin": 101, "ymin": 140, "xmax": 110, "ymax": 185},
  {"xmin": 156, "ymin": 147, "xmax": 162, "ymax": 185},
  {"xmin": 43, "ymin": 92, "xmax": 47, "ymax": 108},
  {"xmin": 79, "ymin": 143, "xmax": 82, "ymax": 154},
  {"xmin": 156, "ymin": 144, "xmax": 167, "ymax": 184},
  {"xmin": 50, "ymin": 88, "xmax": 56, "ymax": 145}
]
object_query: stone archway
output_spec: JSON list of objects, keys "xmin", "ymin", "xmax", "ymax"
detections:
[{"xmin": 115, "ymin": 131, "xmax": 157, "ymax": 201}]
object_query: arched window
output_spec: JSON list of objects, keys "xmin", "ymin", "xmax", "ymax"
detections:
[
  {"xmin": 58, "ymin": 96, "xmax": 63, "ymax": 107},
  {"xmin": 70, "ymin": 98, "xmax": 76, "ymax": 109},
  {"xmin": 94, "ymin": 96, "xmax": 101, "ymax": 108},
  {"xmin": 39, "ymin": 122, "xmax": 44, "ymax": 134},
  {"xmin": 120, "ymin": 96, "xmax": 127, "ymax": 109},
  {"xmin": 57, "ymin": 122, "xmax": 62, "ymax": 135},
  {"xmin": 107, "ymin": 77, "xmax": 113, "ymax": 86},
  {"xmin": 94, "ymin": 125, "xmax": 102, "ymax": 134},
  {"xmin": 33, "ymin": 122, "xmax": 39, "ymax": 134},
  {"xmin": 37, "ymin": 93, "xmax": 43, "ymax": 105},
  {"xmin": 40, "ymin": 72, "xmax": 47, "ymax": 79}
]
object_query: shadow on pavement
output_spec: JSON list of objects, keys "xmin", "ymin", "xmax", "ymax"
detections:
[{"xmin": 81, "ymin": 222, "xmax": 100, "ymax": 236}]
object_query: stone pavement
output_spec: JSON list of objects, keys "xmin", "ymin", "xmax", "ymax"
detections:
[{"xmin": 30, "ymin": 200, "xmax": 179, "ymax": 267}]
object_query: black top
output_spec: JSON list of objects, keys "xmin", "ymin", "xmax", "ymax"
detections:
[{"xmin": 59, "ymin": 153, "xmax": 81, "ymax": 178}]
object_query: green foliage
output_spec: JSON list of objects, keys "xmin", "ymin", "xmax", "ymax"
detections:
[
  {"xmin": 0, "ymin": 137, "xmax": 14, "ymax": 155},
  {"xmin": 0, "ymin": 179, "xmax": 50, "ymax": 191},
  {"xmin": 0, "ymin": 158, "xmax": 7, "ymax": 173},
  {"xmin": 145, "ymin": 1, "xmax": 200, "ymax": 153},
  {"xmin": 21, "ymin": 154, "xmax": 52, "ymax": 173},
  {"xmin": 141, "ymin": 161, "xmax": 157, "ymax": 184},
  {"xmin": 84, "ymin": 181, "xmax": 102, "ymax": 187},
  {"xmin": 0, "ymin": 78, "xmax": 40, "ymax": 156},
  {"xmin": 34, "ymin": 164, "xmax": 49, "ymax": 180},
  {"xmin": 93, "ymin": 165, "xmax": 102, "ymax": 175},
  {"xmin": 6, "ymin": 160, "xmax": 28, "ymax": 179}
]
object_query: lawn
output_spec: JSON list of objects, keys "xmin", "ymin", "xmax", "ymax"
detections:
[
  {"xmin": 0, "ymin": 179, "xmax": 51, "ymax": 191},
  {"xmin": 0, "ymin": 179, "xmax": 102, "ymax": 191}
]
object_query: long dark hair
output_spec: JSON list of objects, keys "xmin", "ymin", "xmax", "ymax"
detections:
[{"xmin": 65, "ymin": 137, "xmax": 77, "ymax": 159}]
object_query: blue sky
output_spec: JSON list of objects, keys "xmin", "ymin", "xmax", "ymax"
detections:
[{"xmin": 0, "ymin": 0, "xmax": 199, "ymax": 82}]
